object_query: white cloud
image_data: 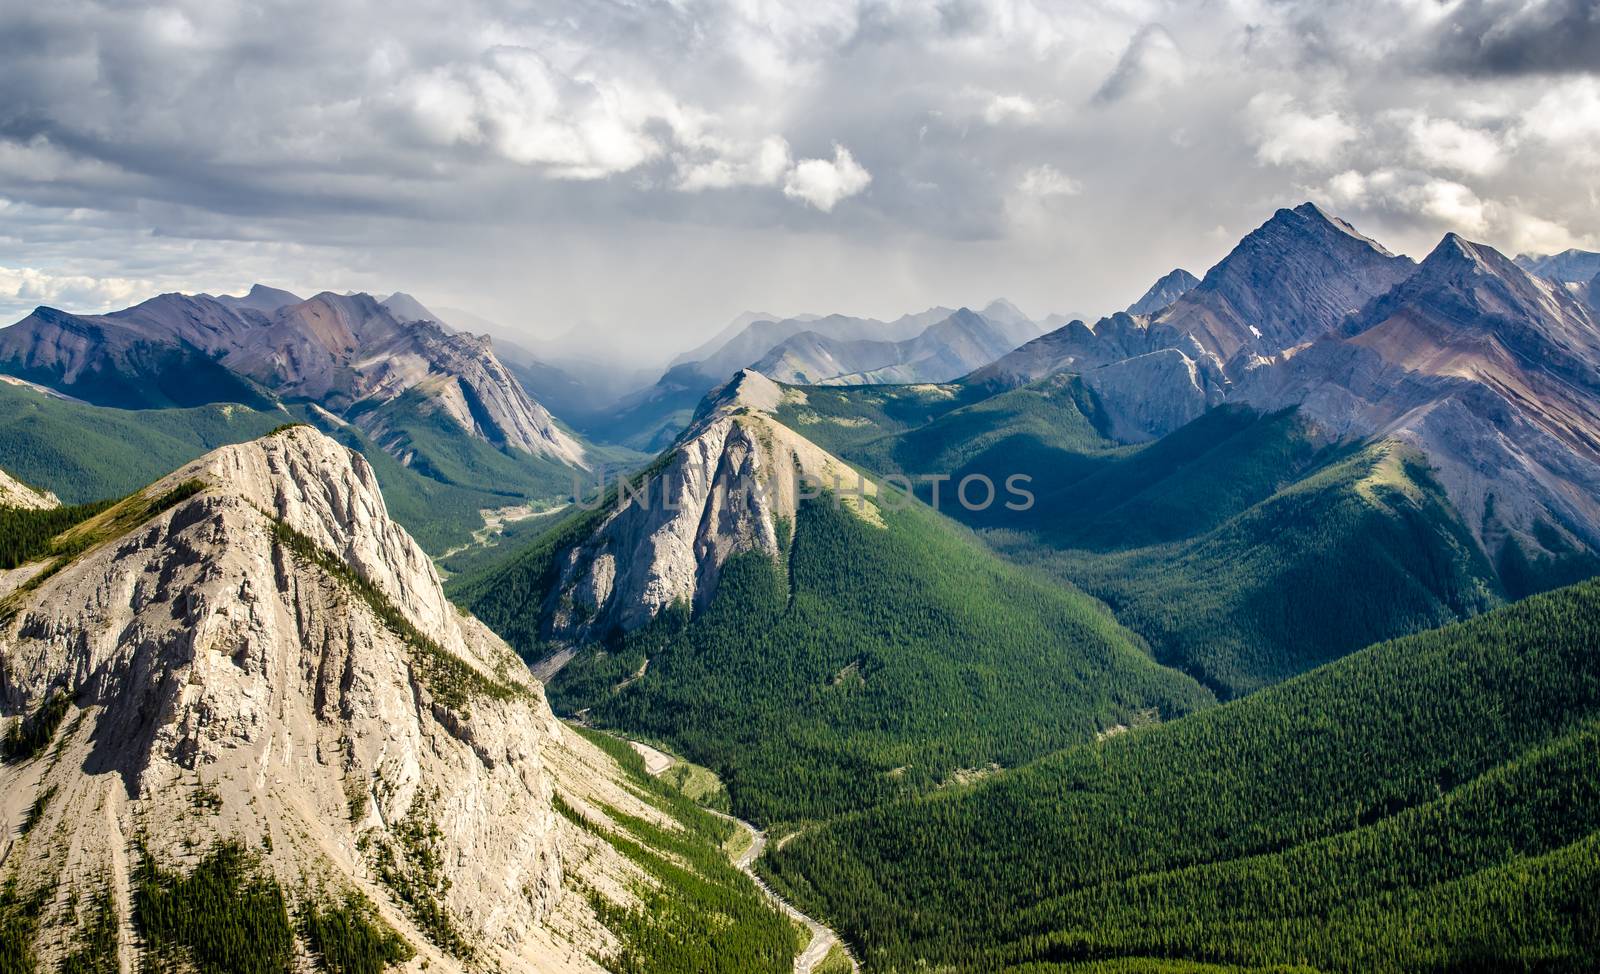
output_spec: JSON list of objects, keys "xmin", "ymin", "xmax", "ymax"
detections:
[
  {"xmin": 676, "ymin": 136, "xmax": 793, "ymax": 192},
  {"xmin": 1017, "ymin": 165, "xmax": 1081, "ymax": 198},
  {"xmin": 1317, "ymin": 168, "xmax": 1591, "ymax": 253},
  {"xmin": 1249, "ymin": 94, "xmax": 1358, "ymax": 167},
  {"xmin": 1405, "ymin": 178, "xmax": 1490, "ymax": 235},
  {"xmin": 0, "ymin": 265, "xmax": 153, "ymax": 312},
  {"xmin": 1323, "ymin": 169, "xmax": 1370, "ymax": 207},
  {"xmin": 983, "ymin": 94, "xmax": 1040, "ymax": 125},
  {"xmin": 783, "ymin": 145, "xmax": 871, "ymax": 212},
  {"xmin": 1402, "ymin": 114, "xmax": 1506, "ymax": 177},
  {"xmin": 1520, "ymin": 77, "xmax": 1600, "ymax": 161},
  {"xmin": 406, "ymin": 48, "xmax": 683, "ymax": 179}
]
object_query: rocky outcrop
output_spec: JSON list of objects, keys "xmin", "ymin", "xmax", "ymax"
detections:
[
  {"xmin": 1126, "ymin": 268, "xmax": 1200, "ymax": 316},
  {"xmin": 540, "ymin": 371, "xmax": 880, "ymax": 646},
  {"xmin": 1083, "ymin": 346, "xmax": 1226, "ymax": 442},
  {"xmin": 0, "ymin": 467, "xmax": 57, "ymax": 510},
  {"xmin": 0, "ymin": 427, "xmax": 669, "ymax": 970}
]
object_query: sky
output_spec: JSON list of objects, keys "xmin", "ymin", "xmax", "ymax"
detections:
[{"xmin": 0, "ymin": 0, "xmax": 1597, "ymax": 365}]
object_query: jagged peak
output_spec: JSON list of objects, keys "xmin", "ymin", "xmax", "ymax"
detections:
[
  {"xmin": 1418, "ymin": 232, "xmax": 1526, "ymax": 283},
  {"xmin": 1284, "ymin": 201, "xmax": 1398, "ymax": 256},
  {"xmin": 1127, "ymin": 267, "xmax": 1200, "ymax": 315}
]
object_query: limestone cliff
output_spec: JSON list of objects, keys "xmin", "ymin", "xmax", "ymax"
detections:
[
  {"xmin": 0, "ymin": 427, "xmax": 708, "ymax": 971},
  {"xmin": 539, "ymin": 370, "xmax": 880, "ymax": 647},
  {"xmin": 0, "ymin": 467, "xmax": 57, "ymax": 510}
]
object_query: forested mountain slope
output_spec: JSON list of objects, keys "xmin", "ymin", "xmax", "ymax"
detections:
[
  {"xmin": 769, "ymin": 381, "xmax": 1501, "ymax": 697},
  {"xmin": 452, "ymin": 372, "xmax": 1214, "ymax": 824},
  {"xmin": 764, "ymin": 575, "xmax": 1600, "ymax": 972}
]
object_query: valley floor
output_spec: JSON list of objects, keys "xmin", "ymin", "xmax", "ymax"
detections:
[{"xmin": 625, "ymin": 738, "xmax": 861, "ymax": 974}]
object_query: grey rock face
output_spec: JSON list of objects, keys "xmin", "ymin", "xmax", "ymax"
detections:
[
  {"xmin": 1150, "ymin": 202, "xmax": 1415, "ymax": 363},
  {"xmin": 1125, "ymin": 268, "xmax": 1200, "ymax": 316},
  {"xmin": 0, "ymin": 466, "xmax": 57, "ymax": 510},
  {"xmin": 540, "ymin": 371, "xmax": 880, "ymax": 647},
  {"xmin": 1238, "ymin": 233, "xmax": 1600, "ymax": 560},
  {"xmin": 969, "ymin": 203, "xmax": 1412, "ymax": 441},
  {"xmin": 1083, "ymin": 347, "xmax": 1226, "ymax": 442},
  {"xmin": 0, "ymin": 427, "xmax": 577, "ymax": 968}
]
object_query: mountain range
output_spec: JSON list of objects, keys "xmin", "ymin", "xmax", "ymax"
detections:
[
  {"xmin": 582, "ymin": 299, "xmax": 1050, "ymax": 449},
  {"xmin": 3, "ymin": 202, "xmax": 1600, "ymax": 972},
  {"xmin": 0, "ymin": 426, "xmax": 797, "ymax": 972},
  {"xmin": 0, "ymin": 286, "xmax": 585, "ymax": 467}
]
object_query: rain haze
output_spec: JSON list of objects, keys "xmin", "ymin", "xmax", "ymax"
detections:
[{"xmin": 1, "ymin": 0, "xmax": 1597, "ymax": 364}]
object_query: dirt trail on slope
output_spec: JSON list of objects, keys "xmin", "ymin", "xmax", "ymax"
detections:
[{"xmin": 627, "ymin": 740, "xmax": 860, "ymax": 974}]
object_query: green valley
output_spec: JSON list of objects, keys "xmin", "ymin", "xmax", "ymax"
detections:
[
  {"xmin": 769, "ymin": 380, "xmax": 1507, "ymax": 696},
  {"xmin": 763, "ymin": 575, "xmax": 1600, "ymax": 972}
]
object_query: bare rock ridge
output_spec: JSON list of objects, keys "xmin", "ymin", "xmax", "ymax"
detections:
[
  {"xmin": 1516, "ymin": 248, "xmax": 1600, "ymax": 286},
  {"xmin": 0, "ymin": 466, "xmax": 58, "ymax": 510},
  {"xmin": 1151, "ymin": 201, "xmax": 1416, "ymax": 364},
  {"xmin": 538, "ymin": 370, "xmax": 880, "ymax": 648},
  {"xmin": 968, "ymin": 203, "xmax": 1417, "ymax": 440},
  {"xmin": 961, "ymin": 205, "xmax": 1600, "ymax": 573},
  {"xmin": 0, "ymin": 427, "xmax": 681, "ymax": 971},
  {"xmin": 0, "ymin": 287, "xmax": 586, "ymax": 468},
  {"xmin": 1125, "ymin": 267, "xmax": 1199, "ymax": 316},
  {"xmin": 1238, "ymin": 232, "xmax": 1600, "ymax": 562}
]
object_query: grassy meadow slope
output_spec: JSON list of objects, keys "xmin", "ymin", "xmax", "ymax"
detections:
[{"xmin": 764, "ymin": 576, "xmax": 1600, "ymax": 972}]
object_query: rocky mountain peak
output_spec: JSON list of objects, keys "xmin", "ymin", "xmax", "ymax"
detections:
[
  {"xmin": 379, "ymin": 291, "xmax": 450, "ymax": 329},
  {"xmin": 1152, "ymin": 201, "xmax": 1415, "ymax": 361},
  {"xmin": 1126, "ymin": 267, "xmax": 1200, "ymax": 316},
  {"xmin": 530, "ymin": 372, "xmax": 879, "ymax": 649},
  {"xmin": 212, "ymin": 282, "xmax": 305, "ymax": 315},
  {"xmin": 0, "ymin": 426, "xmax": 587, "ymax": 967},
  {"xmin": 980, "ymin": 297, "xmax": 1030, "ymax": 326}
]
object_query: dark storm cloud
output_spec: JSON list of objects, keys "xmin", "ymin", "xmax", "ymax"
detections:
[{"xmin": 1428, "ymin": 0, "xmax": 1600, "ymax": 77}]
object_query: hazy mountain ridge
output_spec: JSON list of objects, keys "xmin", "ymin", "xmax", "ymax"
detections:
[
  {"xmin": 0, "ymin": 288, "xmax": 587, "ymax": 470},
  {"xmin": 588, "ymin": 301, "xmax": 1046, "ymax": 448},
  {"xmin": 755, "ymin": 305, "xmax": 1041, "ymax": 386},
  {"xmin": 1516, "ymin": 248, "xmax": 1600, "ymax": 285}
]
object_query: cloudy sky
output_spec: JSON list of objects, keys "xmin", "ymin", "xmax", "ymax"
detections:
[{"xmin": 1, "ymin": 0, "xmax": 1597, "ymax": 363}]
